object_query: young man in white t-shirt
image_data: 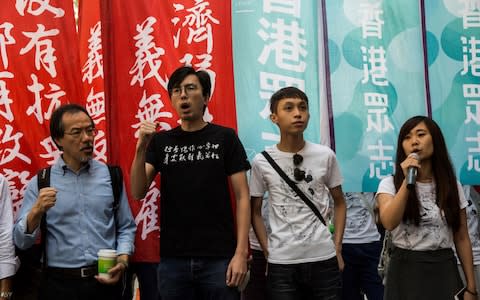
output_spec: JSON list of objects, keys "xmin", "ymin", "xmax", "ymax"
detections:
[{"xmin": 250, "ymin": 86, "xmax": 346, "ymax": 299}]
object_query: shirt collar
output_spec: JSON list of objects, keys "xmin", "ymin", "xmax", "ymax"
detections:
[{"xmin": 56, "ymin": 156, "xmax": 92, "ymax": 175}]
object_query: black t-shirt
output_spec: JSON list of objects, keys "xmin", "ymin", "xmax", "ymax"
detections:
[{"xmin": 146, "ymin": 123, "xmax": 251, "ymax": 258}]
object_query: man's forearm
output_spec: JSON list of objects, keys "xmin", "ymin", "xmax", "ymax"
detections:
[
  {"xmin": 333, "ymin": 200, "xmax": 346, "ymax": 250},
  {"xmin": 235, "ymin": 199, "xmax": 250, "ymax": 258},
  {"xmin": 26, "ymin": 206, "xmax": 44, "ymax": 234},
  {"xmin": 130, "ymin": 148, "xmax": 148, "ymax": 199}
]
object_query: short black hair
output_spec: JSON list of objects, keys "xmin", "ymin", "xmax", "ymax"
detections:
[
  {"xmin": 50, "ymin": 103, "xmax": 93, "ymax": 150},
  {"xmin": 270, "ymin": 86, "xmax": 309, "ymax": 113},
  {"xmin": 167, "ymin": 66, "xmax": 211, "ymax": 100}
]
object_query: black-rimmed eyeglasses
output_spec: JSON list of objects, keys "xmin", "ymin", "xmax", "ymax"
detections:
[
  {"xmin": 293, "ymin": 153, "xmax": 312, "ymax": 182},
  {"xmin": 171, "ymin": 84, "xmax": 199, "ymax": 97}
]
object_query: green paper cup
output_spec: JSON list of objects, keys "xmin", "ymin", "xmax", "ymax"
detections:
[{"xmin": 97, "ymin": 249, "xmax": 117, "ymax": 279}]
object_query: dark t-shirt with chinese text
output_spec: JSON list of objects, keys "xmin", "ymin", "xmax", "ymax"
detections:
[{"xmin": 146, "ymin": 123, "xmax": 251, "ymax": 258}]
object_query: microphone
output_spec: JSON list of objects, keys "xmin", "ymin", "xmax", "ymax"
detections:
[{"xmin": 406, "ymin": 153, "xmax": 419, "ymax": 190}]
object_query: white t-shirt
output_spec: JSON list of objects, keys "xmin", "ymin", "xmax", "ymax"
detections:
[
  {"xmin": 249, "ymin": 141, "xmax": 343, "ymax": 264},
  {"xmin": 0, "ymin": 175, "xmax": 19, "ymax": 279},
  {"xmin": 377, "ymin": 176, "xmax": 467, "ymax": 251},
  {"xmin": 343, "ymin": 192, "xmax": 381, "ymax": 244}
]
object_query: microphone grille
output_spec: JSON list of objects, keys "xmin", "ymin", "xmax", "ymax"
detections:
[{"xmin": 409, "ymin": 152, "xmax": 419, "ymax": 160}]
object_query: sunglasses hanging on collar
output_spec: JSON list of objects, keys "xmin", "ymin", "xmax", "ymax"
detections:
[{"xmin": 293, "ymin": 154, "xmax": 312, "ymax": 182}]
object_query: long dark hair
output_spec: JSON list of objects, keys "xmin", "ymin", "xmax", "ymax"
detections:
[{"xmin": 393, "ymin": 116, "xmax": 460, "ymax": 231}]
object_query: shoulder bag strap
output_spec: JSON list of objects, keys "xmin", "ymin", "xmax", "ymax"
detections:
[
  {"xmin": 37, "ymin": 166, "xmax": 51, "ymax": 269},
  {"xmin": 261, "ymin": 151, "xmax": 326, "ymax": 226}
]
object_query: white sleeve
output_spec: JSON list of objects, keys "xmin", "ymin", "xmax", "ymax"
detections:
[
  {"xmin": 0, "ymin": 175, "xmax": 19, "ymax": 279},
  {"xmin": 326, "ymin": 151, "xmax": 343, "ymax": 188},
  {"xmin": 457, "ymin": 182, "xmax": 468, "ymax": 209},
  {"xmin": 376, "ymin": 176, "xmax": 395, "ymax": 196},
  {"xmin": 249, "ymin": 155, "xmax": 267, "ymax": 198}
]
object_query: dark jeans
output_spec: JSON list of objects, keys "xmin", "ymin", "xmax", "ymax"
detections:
[
  {"xmin": 122, "ymin": 262, "xmax": 161, "ymax": 300},
  {"xmin": 158, "ymin": 257, "xmax": 239, "ymax": 300},
  {"xmin": 241, "ymin": 249, "xmax": 267, "ymax": 300},
  {"xmin": 39, "ymin": 270, "xmax": 121, "ymax": 300},
  {"xmin": 267, "ymin": 257, "xmax": 342, "ymax": 300},
  {"xmin": 12, "ymin": 265, "xmax": 42, "ymax": 300},
  {"xmin": 341, "ymin": 241, "xmax": 384, "ymax": 300}
]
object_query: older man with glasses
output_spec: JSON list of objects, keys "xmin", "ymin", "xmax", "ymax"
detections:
[
  {"xmin": 13, "ymin": 104, "xmax": 136, "ymax": 300},
  {"xmin": 249, "ymin": 86, "xmax": 346, "ymax": 300}
]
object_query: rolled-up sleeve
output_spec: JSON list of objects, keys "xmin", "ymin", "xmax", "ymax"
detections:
[
  {"xmin": 0, "ymin": 176, "xmax": 19, "ymax": 279},
  {"xmin": 13, "ymin": 177, "xmax": 40, "ymax": 250},
  {"xmin": 115, "ymin": 182, "xmax": 136, "ymax": 255}
]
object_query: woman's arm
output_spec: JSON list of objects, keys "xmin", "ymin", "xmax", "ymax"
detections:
[{"xmin": 377, "ymin": 179, "xmax": 409, "ymax": 230}]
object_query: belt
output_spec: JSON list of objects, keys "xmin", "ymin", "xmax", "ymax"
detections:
[{"xmin": 46, "ymin": 265, "xmax": 97, "ymax": 279}]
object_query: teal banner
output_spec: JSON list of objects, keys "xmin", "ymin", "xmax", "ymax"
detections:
[
  {"xmin": 325, "ymin": 0, "xmax": 428, "ymax": 192},
  {"xmin": 232, "ymin": 0, "xmax": 322, "ymax": 160},
  {"xmin": 425, "ymin": 1, "xmax": 480, "ymax": 184}
]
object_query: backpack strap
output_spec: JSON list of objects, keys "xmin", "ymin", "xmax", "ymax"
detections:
[
  {"xmin": 31, "ymin": 165, "xmax": 123, "ymax": 269},
  {"xmin": 37, "ymin": 167, "xmax": 51, "ymax": 190},
  {"xmin": 37, "ymin": 166, "xmax": 51, "ymax": 269},
  {"xmin": 107, "ymin": 165, "xmax": 123, "ymax": 211}
]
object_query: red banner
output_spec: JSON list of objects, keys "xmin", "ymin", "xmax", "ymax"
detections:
[
  {"xmin": 78, "ymin": 0, "xmax": 108, "ymax": 163},
  {"xmin": 0, "ymin": 1, "xmax": 82, "ymax": 216},
  {"xmin": 102, "ymin": 0, "xmax": 237, "ymax": 262}
]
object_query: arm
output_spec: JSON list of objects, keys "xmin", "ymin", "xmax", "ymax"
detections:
[
  {"xmin": 26, "ymin": 187, "xmax": 57, "ymax": 234},
  {"xmin": 377, "ymin": 179, "xmax": 409, "ymax": 230},
  {"xmin": 113, "ymin": 182, "xmax": 136, "ymax": 256},
  {"xmin": 130, "ymin": 121, "xmax": 157, "ymax": 199},
  {"xmin": 454, "ymin": 208, "xmax": 477, "ymax": 298},
  {"xmin": 226, "ymin": 171, "xmax": 250, "ymax": 287},
  {"xmin": 251, "ymin": 196, "xmax": 268, "ymax": 258},
  {"xmin": 330, "ymin": 185, "xmax": 346, "ymax": 271},
  {"xmin": 378, "ymin": 155, "xmax": 420, "ymax": 231},
  {"xmin": 0, "ymin": 277, "xmax": 12, "ymax": 300},
  {"xmin": 97, "ymin": 182, "xmax": 135, "ymax": 285},
  {"xmin": 13, "ymin": 179, "xmax": 55, "ymax": 250}
]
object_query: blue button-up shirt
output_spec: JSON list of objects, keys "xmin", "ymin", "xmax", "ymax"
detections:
[{"xmin": 14, "ymin": 158, "xmax": 136, "ymax": 268}]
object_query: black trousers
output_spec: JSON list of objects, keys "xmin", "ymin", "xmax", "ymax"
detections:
[
  {"xmin": 40, "ymin": 270, "xmax": 122, "ymax": 300},
  {"xmin": 242, "ymin": 249, "xmax": 267, "ymax": 300}
]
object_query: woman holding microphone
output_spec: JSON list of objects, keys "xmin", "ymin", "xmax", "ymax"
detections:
[{"xmin": 376, "ymin": 116, "xmax": 476, "ymax": 299}]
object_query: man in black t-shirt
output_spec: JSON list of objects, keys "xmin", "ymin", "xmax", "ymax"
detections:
[{"xmin": 131, "ymin": 66, "xmax": 251, "ymax": 300}]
